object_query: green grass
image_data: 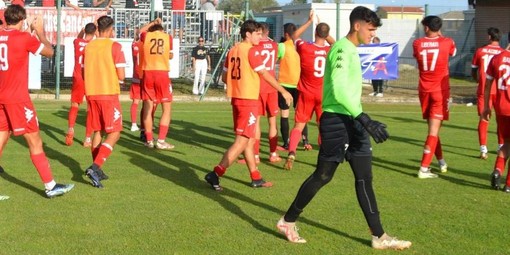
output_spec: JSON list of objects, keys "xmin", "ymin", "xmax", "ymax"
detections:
[{"xmin": 0, "ymin": 101, "xmax": 507, "ymax": 254}]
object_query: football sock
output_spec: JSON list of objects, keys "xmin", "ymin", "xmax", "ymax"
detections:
[
  {"xmin": 44, "ymin": 180, "xmax": 56, "ymax": 191},
  {"xmin": 435, "ymin": 137, "xmax": 443, "ymax": 160},
  {"xmin": 288, "ymin": 128, "xmax": 302, "ymax": 154},
  {"xmin": 254, "ymin": 139, "xmax": 260, "ymax": 156},
  {"xmin": 495, "ymin": 156, "xmax": 506, "ymax": 174},
  {"xmin": 480, "ymin": 145, "xmax": 488, "ymax": 153},
  {"xmin": 249, "ymin": 169, "xmax": 262, "ymax": 180},
  {"xmin": 145, "ymin": 132, "xmax": 154, "ymax": 143},
  {"xmin": 158, "ymin": 125, "xmax": 169, "ymax": 141},
  {"xmin": 478, "ymin": 119, "xmax": 488, "ymax": 147},
  {"xmin": 92, "ymin": 146, "xmax": 100, "ymax": 160},
  {"xmin": 93, "ymin": 143, "xmax": 113, "ymax": 168},
  {"xmin": 31, "ymin": 152, "xmax": 54, "ymax": 184},
  {"xmin": 269, "ymin": 135, "xmax": 278, "ymax": 153},
  {"xmin": 130, "ymin": 102, "xmax": 139, "ymax": 124},
  {"xmin": 214, "ymin": 164, "xmax": 226, "ymax": 177},
  {"xmin": 420, "ymin": 135, "xmax": 438, "ymax": 168},
  {"xmin": 68, "ymin": 105, "xmax": 79, "ymax": 129},
  {"xmin": 280, "ymin": 117, "xmax": 289, "ymax": 145},
  {"xmin": 139, "ymin": 106, "xmax": 145, "ymax": 130}
]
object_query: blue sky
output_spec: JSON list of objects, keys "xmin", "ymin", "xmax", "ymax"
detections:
[{"xmin": 276, "ymin": 0, "xmax": 468, "ymax": 8}]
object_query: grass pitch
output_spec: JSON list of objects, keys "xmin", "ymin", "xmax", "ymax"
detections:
[{"xmin": 0, "ymin": 101, "xmax": 507, "ymax": 254}]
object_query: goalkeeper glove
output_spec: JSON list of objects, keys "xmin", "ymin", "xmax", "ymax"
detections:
[{"xmin": 355, "ymin": 112, "xmax": 389, "ymax": 144}]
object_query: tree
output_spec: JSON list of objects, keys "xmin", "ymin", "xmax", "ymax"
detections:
[{"xmin": 218, "ymin": 0, "xmax": 279, "ymax": 14}]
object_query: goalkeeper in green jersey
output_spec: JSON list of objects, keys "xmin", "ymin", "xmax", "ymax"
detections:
[{"xmin": 276, "ymin": 6, "xmax": 412, "ymax": 250}]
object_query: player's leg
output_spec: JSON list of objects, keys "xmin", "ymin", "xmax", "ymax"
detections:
[
  {"xmin": 284, "ymin": 122, "xmax": 306, "ymax": 170},
  {"xmin": 477, "ymin": 95, "xmax": 489, "ymax": 158},
  {"xmin": 155, "ymin": 101, "xmax": 174, "ymax": 150},
  {"xmin": 66, "ymin": 102, "xmax": 80, "ymax": 146},
  {"xmin": 278, "ymin": 89, "xmax": 291, "ymax": 150},
  {"xmin": 238, "ymin": 115, "xmax": 261, "ymax": 164},
  {"xmin": 243, "ymin": 137, "xmax": 271, "ymax": 188},
  {"xmin": 0, "ymin": 111, "xmax": 10, "ymax": 200},
  {"xmin": 492, "ymin": 115, "xmax": 510, "ymax": 190},
  {"xmin": 192, "ymin": 63, "xmax": 201, "ymax": 95},
  {"xmin": 129, "ymin": 83, "xmax": 141, "ymax": 132},
  {"xmin": 83, "ymin": 101, "xmax": 92, "ymax": 147},
  {"xmin": 198, "ymin": 60, "xmax": 207, "ymax": 95},
  {"xmin": 418, "ymin": 91, "xmax": 444, "ymax": 178}
]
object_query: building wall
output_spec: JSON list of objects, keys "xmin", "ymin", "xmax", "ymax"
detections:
[
  {"xmin": 386, "ymin": 13, "xmax": 423, "ymax": 20},
  {"xmin": 475, "ymin": 6, "xmax": 510, "ymax": 48}
]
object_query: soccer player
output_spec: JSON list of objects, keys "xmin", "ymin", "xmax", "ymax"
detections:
[
  {"xmin": 284, "ymin": 11, "xmax": 334, "ymax": 170},
  {"xmin": 413, "ymin": 15, "xmax": 456, "ymax": 179},
  {"xmin": 471, "ymin": 27, "xmax": 503, "ymax": 159},
  {"xmin": 141, "ymin": 22, "xmax": 175, "ymax": 150},
  {"xmin": 277, "ymin": 23, "xmax": 310, "ymax": 151},
  {"xmin": 204, "ymin": 20, "xmax": 293, "ymax": 191},
  {"xmin": 483, "ymin": 46, "xmax": 510, "ymax": 192},
  {"xmin": 65, "ymin": 23, "xmax": 96, "ymax": 147},
  {"xmin": 129, "ymin": 28, "xmax": 142, "ymax": 132},
  {"xmin": 276, "ymin": 6, "xmax": 411, "ymax": 250},
  {"xmin": 83, "ymin": 15, "xmax": 126, "ymax": 188},
  {"xmin": 0, "ymin": 5, "xmax": 74, "ymax": 198}
]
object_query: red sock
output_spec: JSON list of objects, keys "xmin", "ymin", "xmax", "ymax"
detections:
[
  {"xmin": 68, "ymin": 106, "xmax": 79, "ymax": 129},
  {"xmin": 478, "ymin": 120, "xmax": 488, "ymax": 147},
  {"xmin": 93, "ymin": 143, "xmax": 113, "ymax": 168},
  {"xmin": 91, "ymin": 146, "xmax": 100, "ymax": 161},
  {"xmin": 250, "ymin": 169, "xmax": 262, "ymax": 180},
  {"xmin": 254, "ymin": 139, "xmax": 260, "ymax": 156},
  {"xmin": 495, "ymin": 156, "xmax": 506, "ymax": 175},
  {"xmin": 139, "ymin": 106, "xmax": 145, "ymax": 130},
  {"xmin": 30, "ymin": 153, "xmax": 53, "ymax": 183},
  {"xmin": 146, "ymin": 132, "xmax": 154, "ymax": 142},
  {"xmin": 85, "ymin": 116, "xmax": 92, "ymax": 138},
  {"xmin": 288, "ymin": 128, "xmax": 302, "ymax": 154},
  {"xmin": 435, "ymin": 137, "xmax": 443, "ymax": 160},
  {"xmin": 214, "ymin": 165, "xmax": 226, "ymax": 177},
  {"xmin": 158, "ymin": 125, "xmax": 169, "ymax": 141},
  {"xmin": 130, "ymin": 102, "xmax": 139, "ymax": 124},
  {"xmin": 421, "ymin": 135, "xmax": 438, "ymax": 168},
  {"xmin": 269, "ymin": 135, "xmax": 278, "ymax": 153}
]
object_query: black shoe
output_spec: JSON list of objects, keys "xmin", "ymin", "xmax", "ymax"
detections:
[
  {"xmin": 85, "ymin": 168, "xmax": 103, "ymax": 188},
  {"xmin": 491, "ymin": 170, "xmax": 501, "ymax": 190},
  {"xmin": 96, "ymin": 168, "xmax": 109, "ymax": 181},
  {"xmin": 503, "ymin": 185, "xmax": 510, "ymax": 193},
  {"xmin": 251, "ymin": 179, "xmax": 273, "ymax": 188},
  {"xmin": 139, "ymin": 130, "xmax": 146, "ymax": 142},
  {"xmin": 204, "ymin": 171, "xmax": 222, "ymax": 191}
]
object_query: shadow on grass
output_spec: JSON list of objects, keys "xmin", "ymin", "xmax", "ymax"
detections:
[{"xmin": 0, "ymin": 165, "xmax": 45, "ymax": 198}]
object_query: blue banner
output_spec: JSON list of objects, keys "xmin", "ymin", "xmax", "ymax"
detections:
[{"xmin": 357, "ymin": 43, "xmax": 399, "ymax": 80}]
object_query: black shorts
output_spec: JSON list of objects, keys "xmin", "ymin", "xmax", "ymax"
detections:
[
  {"xmin": 278, "ymin": 86, "xmax": 299, "ymax": 110},
  {"xmin": 318, "ymin": 111, "xmax": 372, "ymax": 163}
]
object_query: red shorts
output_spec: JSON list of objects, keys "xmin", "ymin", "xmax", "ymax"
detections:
[
  {"xmin": 258, "ymin": 92, "xmax": 279, "ymax": 117},
  {"xmin": 497, "ymin": 115, "xmax": 510, "ymax": 140},
  {"xmin": 142, "ymin": 71, "xmax": 172, "ymax": 103},
  {"xmin": 477, "ymin": 94, "xmax": 496, "ymax": 116},
  {"xmin": 295, "ymin": 91, "xmax": 322, "ymax": 123},
  {"xmin": 232, "ymin": 104, "xmax": 258, "ymax": 138},
  {"xmin": 87, "ymin": 96, "xmax": 123, "ymax": 133},
  {"xmin": 0, "ymin": 101, "xmax": 39, "ymax": 136},
  {"xmin": 419, "ymin": 90, "xmax": 450, "ymax": 120},
  {"xmin": 71, "ymin": 76, "xmax": 85, "ymax": 104},
  {"xmin": 130, "ymin": 83, "xmax": 142, "ymax": 100}
]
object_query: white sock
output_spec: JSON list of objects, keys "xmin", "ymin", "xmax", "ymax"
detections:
[
  {"xmin": 480, "ymin": 145, "xmax": 488, "ymax": 153},
  {"xmin": 44, "ymin": 180, "xmax": 56, "ymax": 190}
]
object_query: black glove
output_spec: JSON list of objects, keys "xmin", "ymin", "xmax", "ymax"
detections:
[{"xmin": 355, "ymin": 113, "xmax": 389, "ymax": 144}]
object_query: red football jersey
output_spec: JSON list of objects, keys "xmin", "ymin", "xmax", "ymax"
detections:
[
  {"xmin": 413, "ymin": 36, "xmax": 456, "ymax": 92},
  {"xmin": 132, "ymin": 40, "xmax": 141, "ymax": 81},
  {"xmin": 472, "ymin": 44, "xmax": 502, "ymax": 96},
  {"xmin": 0, "ymin": 29, "xmax": 43, "ymax": 104},
  {"xmin": 254, "ymin": 38, "xmax": 278, "ymax": 94},
  {"xmin": 486, "ymin": 50, "xmax": 510, "ymax": 116},
  {"xmin": 73, "ymin": 37, "xmax": 91, "ymax": 81},
  {"xmin": 295, "ymin": 38, "xmax": 330, "ymax": 95}
]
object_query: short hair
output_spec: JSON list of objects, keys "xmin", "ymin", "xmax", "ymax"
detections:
[
  {"xmin": 487, "ymin": 27, "xmax": 500, "ymax": 42},
  {"xmin": 97, "ymin": 16, "xmax": 114, "ymax": 33},
  {"xmin": 372, "ymin": 36, "xmax": 380, "ymax": 43},
  {"xmin": 4, "ymin": 5, "xmax": 26, "ymax": 26},
  {"xmin": 349, "ymin": 6, "xmax": 382, "ymax": 28},
  {"xmin": 315, "ymin": 23, "xmax": 329, "ymax": 39},
  {"xmin": 260, "ymin": 22, "xmax": 269, "ymax": 33},
  {"xmin": 281, "ymin": 23, "xmax": 296, "ymax": 42},
  {"xmin": 148, "ymin": 24, "xmax": 164, "ymax": 32},
  {"xmin": 421, "ymin": 15, "xmax": 442, "ymax": 32},
  {"xmin": 84, "ymin": 23, "xmax": 97, "ymax": 35},
  {"xmin": 240, "ymin": 20, "xmax": 260, "ymax": 40}
]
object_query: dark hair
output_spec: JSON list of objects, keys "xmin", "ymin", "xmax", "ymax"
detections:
[
  {"xmin": 148, "ymin": 24, "xmax": 164, "ymax": 32},
  {"xmin": 84, "ymin": 23, "xmax": 97, "ymax": 35},
  {"xmin": 421, "ymin": 15, "xmax": 442, "ymax": 32},
  {"xmin": 240, "ymin": 20, "xmax": 260, "ymax": 40},
  {"xmin": 349, "ymin": 6, "xmax": 382, "ymax": 28},
  {"xmin": 315, "ymin": 23, "xmax": 329, "ymax": 39},
  {"xmin": 97, "ymin": 16, "xmax": 114, "ymax": 33},
  {"xmin": 487, "ymin": 27, "xmax": 500, "ymax": 42},
  {"xmin": 260, "ymin": 22, "xmax": 269, "ymax": 33},
  {"xmin": 280, "ymin": 22, "xmax": 297, "ymax": 42},
  {"xmin": 4, "ymin": 5, "xmax": 26, "ymax": 26}
]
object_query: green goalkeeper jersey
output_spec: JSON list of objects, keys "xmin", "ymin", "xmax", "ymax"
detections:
[{"xmin": 322, "ymin": 37, "xmax": 363, "ymax": 117}]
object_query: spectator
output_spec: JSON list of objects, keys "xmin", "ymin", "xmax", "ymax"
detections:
[
  {"xmin": 92, "ymin": 0, "xmax": 112, "ymax": 10},
  {"xmin": 191, "ymin": 36, "xmax": 210, "ymax": 95},
  {"xmin": 172, "ymin": 0, "xmax": 185, "ymax": 42},
  {"xmin": 200, "ymin": 0, "xmax": 216, "ymax": 42},
  {"xmin": 125, "ymin": 0, "xmax": 137, "ymax": 8},
  {"xmin": 369, "ymin": 36, "xmax": 385, "ymax": 97}
]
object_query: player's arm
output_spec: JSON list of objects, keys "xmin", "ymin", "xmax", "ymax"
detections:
[
  {"xmin": 77, "ymin": 26, "xmax": 85, "ymax": 39},
  {"xmin": 140, "ymin": 18, "xmax": 161, "ymax": 33},
  {"xmin": 259, "ymin": 68, "xmax": 292, "ymax": 106},
  {"xmin": 31, "ymin": 16, "xmax": 53, "ymax": 58},
  {"xmin": 65, "ymin": 0, "xmax": 80, "ymax": 10},
  {"xmin": 292, "ymin": 10, "xmax": 314, "ymax": 41},
  {"xmin": 113, "ymin": 42, "xmax": 126, "ymax": 81},
  {"xmin": 277, "ymin": 42, "xmax": 285, "ymax": 60},
  {"xmin": 483, "ymin": 71, "xmax": 495, "ymax": 121},
  {"xmin": 471, "ymin": 66, "xmax": 478, "ymax": 81}
]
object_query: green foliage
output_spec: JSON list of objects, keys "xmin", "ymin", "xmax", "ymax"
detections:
[
  {"xmin": 0, "ymin": 101, "xmax": 507, "ymax": 254},
  {"xmin": 218, "ymin": 0, "xmax": 279, "ymax": 14}
]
